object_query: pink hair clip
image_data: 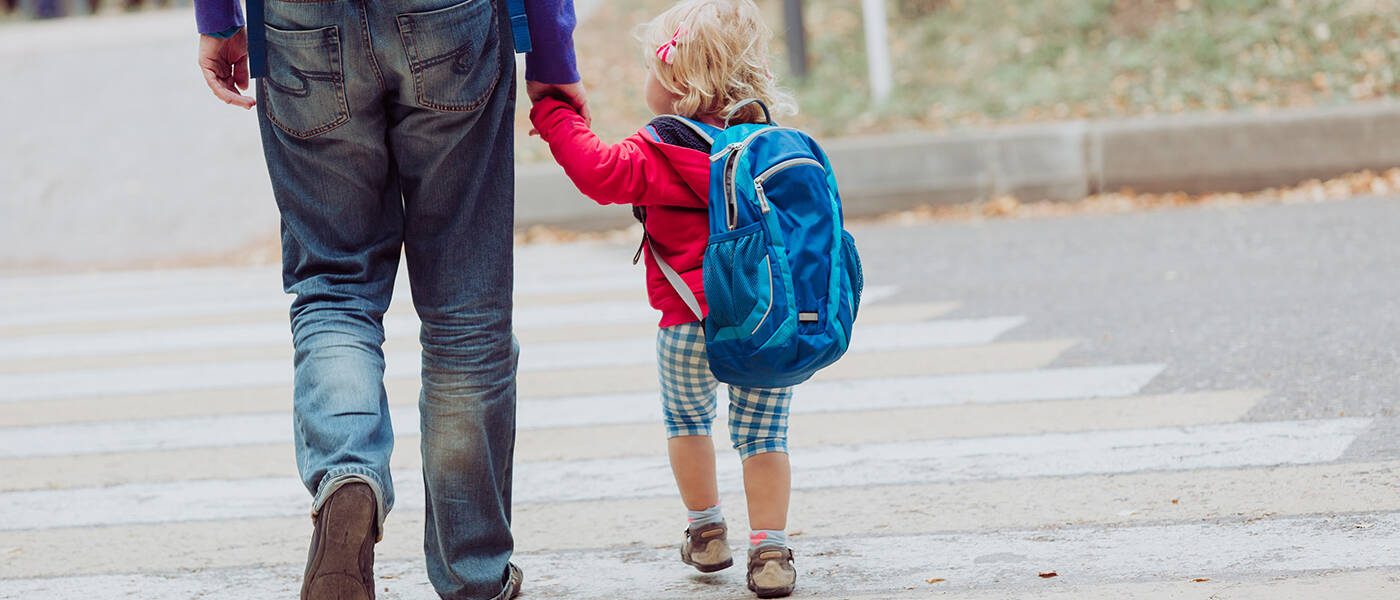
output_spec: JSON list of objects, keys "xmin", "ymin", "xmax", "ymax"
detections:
[{"xmin": 656, "ymin": 24, "xmax": 686, "ymax": 65}]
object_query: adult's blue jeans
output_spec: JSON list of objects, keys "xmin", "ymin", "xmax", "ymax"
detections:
[{"xmin": 255, "ymin": 0, "xmax": 518, "ymax": 597}]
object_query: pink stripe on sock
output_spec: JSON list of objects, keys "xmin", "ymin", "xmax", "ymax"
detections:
[{"xmin": 749, "ymin": 532, "xmax": 767, "ymax": 545}]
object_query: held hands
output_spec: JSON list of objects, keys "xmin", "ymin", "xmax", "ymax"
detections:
[
  {"xmin": 526, "ymin": 81, "xmax": 591, "ymax": 135},
  {"xmin": 198, "ymin": 29, "xmax": 255, "ymax": 109}
]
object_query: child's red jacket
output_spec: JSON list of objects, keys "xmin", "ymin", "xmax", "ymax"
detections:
[{"xmin": 530, "ymin": 97, "xmax": 711, "ymax": 327}]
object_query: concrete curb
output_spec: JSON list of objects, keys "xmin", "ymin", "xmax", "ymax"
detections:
[{"xmin": 517, "ymin": 101, "xmax": 1400, "ymax": 228}]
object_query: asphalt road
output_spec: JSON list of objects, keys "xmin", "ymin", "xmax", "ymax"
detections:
[
  {"xmin": 3, "ymin": 195, "xmax": 1400, "ymax": 598},
  {"xmin": 857, "ymin": 196, "xmax": 1400, "ymax": 431}
]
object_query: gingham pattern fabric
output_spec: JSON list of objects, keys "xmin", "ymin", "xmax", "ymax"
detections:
[{"xmin": 657, "ymin": 322, "xmax": 793, "ymax": 458}]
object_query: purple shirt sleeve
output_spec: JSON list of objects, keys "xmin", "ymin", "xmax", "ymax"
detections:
[
  {"xmin": 523, "ymin": 0, "xmax": 580, "ymax": 84},
  {"xmin": 194, "ymin": 0, "xmax": 245, "ymax": 35}
]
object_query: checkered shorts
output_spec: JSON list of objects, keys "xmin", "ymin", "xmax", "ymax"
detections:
[{"xmin": 657, "ymin": 322, "xmax": 793, "ymax": 459}]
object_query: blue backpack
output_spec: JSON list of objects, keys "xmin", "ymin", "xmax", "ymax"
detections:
[{"xmin": 651, "ymin": 100, "xmax": 864, "ymax": 388}]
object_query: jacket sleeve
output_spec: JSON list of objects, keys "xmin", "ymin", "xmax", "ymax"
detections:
[
  {"xmin": 194, "ymin": 0, "xmax": 245, "ymax": 35},
  {"xmin": 522, "ymin": 0, "xmax": 580, "ymax": 84},
  {"xmin": 532, "ymin": 97, "xmax": 692, "ymax": 207}
]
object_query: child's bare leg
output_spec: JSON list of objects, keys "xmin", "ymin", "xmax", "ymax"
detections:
[
  {"xmin": 670, "ymin": 434, "xmax": 732, "ymax": 573},
  {"xmin": 656, "ymin": 324, "xmax": 721, "ymax": 511},
  {"xmin": 741, "ymin": 451, "xmax": 791, "ymax": 531},
  {"xmin": 668, "ymin": 435, "xmax": 720, "ymax": 510}
]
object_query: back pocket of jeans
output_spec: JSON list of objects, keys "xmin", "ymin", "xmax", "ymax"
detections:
[
  {"xmin": 262, "ymin": 24, "xmax": 349, "ymax": 139},
  {"xmin": 396, "ymin": 0, "xmax": 501, "ymax": 112}
]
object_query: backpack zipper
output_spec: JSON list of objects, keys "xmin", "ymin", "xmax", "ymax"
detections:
[
  {"xmin": 709, "ymin": 142, "xmax": 744, "ymax": 163},
  {"xmin": 754, "ymin": 157, "xmax": 824, "ymax": 184},
  {"xmin": 712, "ymin": 127, "xmax": 801, "ymax": 228},
  {"xmin": 717, "ymin": 126, "xmax": 799, "ymax": 160},
  {"xmin": 753, "ymin": 157, "xmax": 825, "ymax": 214},
  {"xmin": 723, "ymin": 149, "xmax": 741, "ymax": 229}
]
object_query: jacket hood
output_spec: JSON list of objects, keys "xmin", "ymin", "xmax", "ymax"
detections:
[{"xmin": 641, "ymin": 134, "xmax": 712, "ymax": 206}]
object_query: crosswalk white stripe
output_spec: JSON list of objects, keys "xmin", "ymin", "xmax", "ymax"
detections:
[
  {"xmin": 0, "ymin": 248, "xmax": 627, "ymax": 305},
  {"xmin": 0, "ymin": 299, "xmax": 632, "ymax": 337},
  {"xmin": 521, "ymin": 316, "xmax": 1024, "ymax": 369},
  {"xmin": 0, "ymin": 297, "xmax": 292, "ymax": 329},
  {"xmin": 0, "ymin": 290, "xmax": 912, "ymax": 361},
  {"xmin": 5, "ymin": 512, "xmax": 1396, "ymax": 599},
  {"xmin": 0, "ymin": 340, "xmax": 1073, "ymax": 427},
  {"xmin": 0, "ymin": 276, "xmax": 642, "ymax": 328},
  {"xmin": 0, "ymin": 264, "xmax": 896, "ymax": 328},
  {"xmin": 0, "ymin": 364, "xmax": 1162, "ymax": 458},
  {"xmin": 0, "ymin": 266, "xmax": 283, "ymax": 300},
  {"xmin": 0, "ymin": 319, "xmax": 301, "ymax": 359},
  {"xmin": 0, "ymin": 272, "xmax": 634, "ymax": 318},
  {"xmin": 3, "ymin": 391, "xmax": 1259, "ymax": 491},
  {"xmin": 0, "ymin": 240, "xmax": 717, "ymax": 306},
  {"xmin": 0, "ymin": 302, "xmax": 961, "ymax": 377},
  {"xmin": 0, "ymin": 312, "xmax": 1002, "ymax": 402},
  {"xmin": 0, "ymin": 418, "xmax": 1367, "ymax": 531}
]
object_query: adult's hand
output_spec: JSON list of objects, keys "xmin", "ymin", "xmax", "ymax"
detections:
[
  {"xmin": 198, "ymin": 29, "xmax": 255, "ymax": 109},
  {"xmin": 526, "ymin": 81, "xmax": 591, "ymax": 125}
]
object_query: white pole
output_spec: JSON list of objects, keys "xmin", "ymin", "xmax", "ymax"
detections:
[{"xmin": 861, "ymin": 0, "xmax": 893, "ymax": 104}]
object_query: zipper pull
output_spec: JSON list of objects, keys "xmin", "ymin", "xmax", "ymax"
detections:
[
  {"xmin": 755, "ymin": 184, "xmax": 771, "ymax": 213},
  {"xmin": 710, "ymin": 142, "xmax": 743, "ymax": 163}
]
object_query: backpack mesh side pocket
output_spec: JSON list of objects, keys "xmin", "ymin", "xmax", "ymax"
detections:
[
  {"xmin": 703, "ymin": 224, "xmax": 771, "ymax": 340},
  {"xmin": 841, "ymin": 230, "xmax": 863, "ymax": 319}
]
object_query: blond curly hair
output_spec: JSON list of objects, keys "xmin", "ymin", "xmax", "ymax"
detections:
[{"xmin": 639, "ymin": 0, "xmax": 798, "ymax": 125}]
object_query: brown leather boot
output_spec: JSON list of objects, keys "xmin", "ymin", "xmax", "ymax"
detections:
[
  {"xmin": 301, "ymin": 482, "xmax": 377, "ymax": 600},
  {"xmin": 680, "ymin": 520, "xmax": 734, "ymax": 573}
]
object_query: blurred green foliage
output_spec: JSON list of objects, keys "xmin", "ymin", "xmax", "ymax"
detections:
[{"xmin": 781, "ymin": 0, "xmax": 1400, "ymax": 135}]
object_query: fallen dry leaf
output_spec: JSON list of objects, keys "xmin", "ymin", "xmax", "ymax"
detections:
[
  {"xmin": 1038, "ymin": 571, "xmax": 1059, "ymax": 578},
  {"xmin": 926, "ymin": 578, "xmax": 946, "ymax": 584},
  {"xmin": 1192, "ymin": 578, "xmax": 1210, "ymax": 582},
  {"xmin": 1171, "ymin": 498, "xmax": 1180, "ymax": 504}
]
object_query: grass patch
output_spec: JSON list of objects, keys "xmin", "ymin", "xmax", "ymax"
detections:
[{"xmin": 517, "ymin": 0, "xmax": 1400, "ymax": 160}]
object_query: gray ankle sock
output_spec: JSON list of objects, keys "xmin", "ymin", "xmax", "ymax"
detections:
[
  {"xmin": 686, "ymin": 504, "xmax": 724, "ymax": 528},
  {"xmin": 750, "ymin": 529, "xmax": 787, "ymax": 548}
]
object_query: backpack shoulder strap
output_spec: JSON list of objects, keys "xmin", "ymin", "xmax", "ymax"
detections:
[
  {"xmin": 248, "ymin": 0, "xmax": 267, "ymax": 78},
  {"xmin": 507, "ymin": 0, "xmax": 531, "ymax": 53},
  {"xmin": 636, "ymin": 114, "xmax": 711, "ymax": 323},
  {"xmin": 647, "ymin": 238, "xmax": 704, "ymax": 323}
]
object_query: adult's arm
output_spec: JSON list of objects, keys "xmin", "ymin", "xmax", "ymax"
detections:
[
  {"xmin": 194, "ymin": 0, "xmax": 244, "ymax": 36},
  {"xmin": 194, "ymin": 0, "xmax": 253, "ymax": 108},
  {"xmin": 522, "ymin": 0, "xmax": 579, "ymax": 84}
]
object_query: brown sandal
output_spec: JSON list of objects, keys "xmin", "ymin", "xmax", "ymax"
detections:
[
  {"xmin": 680, "ymin": 520, "xmax": 734, "ymax": 573},
  {"xmin": 746, "ymin": 545, "xmax": 796, "ymax": 598}
]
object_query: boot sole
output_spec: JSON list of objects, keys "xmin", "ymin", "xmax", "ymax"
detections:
[
  {"xmin": 303, "ymin": 484, "xmax": 376, "ymax": 600},
  {"xmin": 683, "ymin": 556, "xmax": 734, "ymax": 573},
  {"xmin": 748, "ymin": 582, "xmax": 794, "ymax": 598},
  {"xmin": 680, "ymin": 536, "xmax": 733, "ymax": 573}
]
